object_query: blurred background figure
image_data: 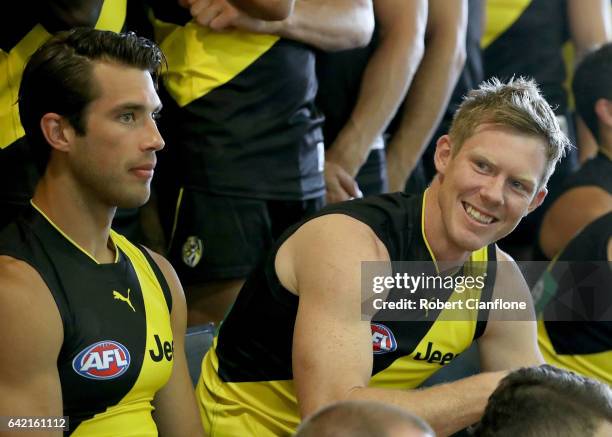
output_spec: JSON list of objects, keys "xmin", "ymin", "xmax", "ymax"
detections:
[
  {"xmin": 538, "ymin": 42, "xmax": 612, "ymax": 260},
  {"xmin": 294, "ymin": 400, "xmax": 435, "ymax": 437},
  {"xmin": 536, "ymin": 212, "xmax": 612, "ymax": 385},
  {"xmin": 482, "ymin": 0, "xmax": 612, "ymax": 260},
  {"xmin": 147, "ymin": 0, "xmax": 374, "ymax": 325},
  {"xmin": 471, "ymin": 365, "xmax": 612, "ymax": 437}
]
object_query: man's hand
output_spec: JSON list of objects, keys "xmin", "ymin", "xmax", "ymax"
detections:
[
  {"xmin": 180, "ymin": 0, "xmax": 242, "ymax": 30},
  {"xmin": 325, "ymin": 160, "xmax": 362, "ymax": 204}
]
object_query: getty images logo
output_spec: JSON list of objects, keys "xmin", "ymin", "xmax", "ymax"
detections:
[{"xmin": 72, "ymin": 340, "xmax": 131, "ymax": 380}]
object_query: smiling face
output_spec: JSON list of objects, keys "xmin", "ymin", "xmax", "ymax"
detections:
[
  {"xmin": 67, "ymin": 61, "xmax": 164, "ymax": 208},
  {"xmin": 433, "ymin": 123, "xmax": 548, "ymax": 255}
]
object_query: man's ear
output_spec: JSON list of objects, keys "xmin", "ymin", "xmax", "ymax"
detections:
[
  {"xmin": 527, "ymin": 186, "xmax": 548, "ymax": 214},
  {"xmin": 594, "ymin": 98, "xmax": 612, "ymax": 128},
  {"xmin": 434, "ymin": 135, "xmax": 453, "ymax": 175},
  {"xmin": 40, "ymin": 113, "xmax": 75, "ymax": 152}
]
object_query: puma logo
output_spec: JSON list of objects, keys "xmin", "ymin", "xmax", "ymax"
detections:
[{"xmin": 113, "ymin": 289, "xmax": 136, "ymax": 312}]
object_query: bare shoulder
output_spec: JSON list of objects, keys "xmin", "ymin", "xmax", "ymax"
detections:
[
  {"xmin": 490, "ymin": 246, "xmax": 535, "ymax": 319},
  {"xmin": 0, "ymin": 255, "xmax": 63, "ymax": 371},
  {"xmin": 140, "ymin": 247, "xmax": 186, "ymax": 306},
  {"xmin": 276, "ymin": 213, "xmax": 390, "ymax": 296}
]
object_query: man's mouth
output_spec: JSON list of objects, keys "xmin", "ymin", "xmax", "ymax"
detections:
[{"xmin": 462, "ymin": 202, "xmax": 497, "ymax": 225}]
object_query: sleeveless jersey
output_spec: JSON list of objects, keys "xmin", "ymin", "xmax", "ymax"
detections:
[
  {"xmin": 482, "ymin": 0, "xmax": 569, "ymax": 114},
  {"xmin": 197, "ymin": 192, "xmax": 496, "ymax": 436},
  {"xmin": 149, "ymin": 1, "xmax": 324, "ymax": 200},
  {"xmin": 0, "ymin": 204, "xmax": 174, "ymax": 436},
  {"xmin": 537, "ymin": 212, "xmax": 612, "ymax": 385}
]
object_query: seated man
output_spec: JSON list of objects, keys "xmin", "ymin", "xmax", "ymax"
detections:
[
  {"xmin": 197, "ymin": 77, "xmax": 571, "ymax": 436},
  {"xmin": 536, "ymin": 212, "xmax": 612, "ymax": 385},
  {"xmin": 471, "ymin": 365, "xmax": 612, "ymax": 437},
  {"xmin": 294, "ymin": 400, "xmax": 435, "ymax": 437},
  {"xmin": 0, "ymin": 29, "xmax": 202, "ymax": 436},
  {"xmin": 538, "ymin": 42, "xmax": 612, "ymax": 260}
]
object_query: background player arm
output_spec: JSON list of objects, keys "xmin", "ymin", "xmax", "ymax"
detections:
[
  {"xmin": 567, "ymin": 0, "xmax": 612, "ymax": 162},
  {"xmin": 185, "ymin": 0, "xmax": 374, "ymax": 51},
  {"xmin": 280, "ymin": 216, "xmax": 505, "ymax": 437},
  {"xmin": 324, "ymin": 0, "xmax": 428, "ymax": 203},
  {"xmin": 477, "ymin": 248, "xmax": 544, "ymax": 371},
  {"xmin": 539, "ymin": 188, "xmax": 612, "ymax": 259},
  {"xmin": 147, "ymin": 251, "xmax": 204, "ymax": 437},
  {"xmin": 0, "ymin": 257, "xmax": 63, "ymax": 437},
  {"xmin": 385, "ymin": 0, "xmax": 468, "ymax": 192},
  {"xmin": 227, "ymin": 0, "xmax": 294, "ymax": 20}
]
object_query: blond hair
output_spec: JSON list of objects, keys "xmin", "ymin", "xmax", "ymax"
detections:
[{"xmin": 449, "ymin": 77, "xmax": 572, "ymax": 187}]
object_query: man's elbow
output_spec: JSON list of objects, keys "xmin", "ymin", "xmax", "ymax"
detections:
[{"xmin": 324, "ymin": 3, "xmax": 374, "ymax": 51}]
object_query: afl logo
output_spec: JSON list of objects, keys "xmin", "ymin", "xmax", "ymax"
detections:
[
  {"xmin": 371, "ymin": 323, "xmax": 397, "ymax": 355},
  {"xmin": 72, "ymin": 341, "xmax": 131, "ymax": 380},
  {"xmin": 182, "ymin": 236, "xmax": 203, "ymax": 268}
]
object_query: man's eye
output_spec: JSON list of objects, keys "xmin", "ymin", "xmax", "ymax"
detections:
[
  {"xmin": 152, "ymin": 112, "xmax": 162, "ymax": 121},
  {"xmin": 119, "ymin": 113, "xmax": 135, "ymax": 123},
  {"xmin": 511, "ymin": 180, "xmax": 525, "ymax": 191},
  {"xmin": 475, "ymin": 161, "xmax": 489, "ymax": 172}
]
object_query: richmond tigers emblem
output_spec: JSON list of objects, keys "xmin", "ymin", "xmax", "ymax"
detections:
[{"xmin": 182, "ymin": 236, "xmax": 203, "ymax": 267}]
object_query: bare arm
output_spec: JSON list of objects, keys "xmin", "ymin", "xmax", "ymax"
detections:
[
  {"xmin": 0, "ymin": 257, "xmax": 64, "ymax": 437},
  {"xmin": 477, "ymin": 248, "xmax": 544, "ymax": 372},
  {"xmin": 184, "ymin": 0, "xmax": 373, "ymax": 51},
  {"xmin": 539, "ymin": 188, "xmax": 612, "ymax": 259},
  {"xmin": 279, "ymin": 216, "xmax": 505, "ymax": 436},
  {"xmin": 386, "ymin": 0, "xmax": 468, "ymax": 192},
  {"xmin": 324, "ymin": 0, "xmax": 428, "ymax": 203},
  {"xmin": 148, "ymin": 250, "xmax": 204, "ymax": 437},
  {"xmin": 228, "ymin": 0, "xmax": 294, "ymax": 20}
]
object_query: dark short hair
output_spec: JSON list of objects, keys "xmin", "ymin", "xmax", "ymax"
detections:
[
  {"xmin": 471, "ymin": 365, "xmax": 612, "ymax": 437},
  {"xmin": 573, "ymin": 42, "xmax": 612, "ymax": 143},
  {"xmin": 18, "ymin": 28, "xmax": 164, "ymax": 171},
  {"xmin": 294, "ymin": 400, "xmax": 435, "ymax": 437}
]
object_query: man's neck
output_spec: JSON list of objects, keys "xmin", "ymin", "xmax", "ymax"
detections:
[
  {"xmin": 423, "ymin": 182, "xmax": 470, "ymax": 267},
  {"xmin": 32, "ymin": 173, "xmax": 117, "ymax": 264}
]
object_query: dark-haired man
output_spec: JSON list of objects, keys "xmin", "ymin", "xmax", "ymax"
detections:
[{"xmin": 0, "ymin": 29, "xmax": 203, "ymax": 436}]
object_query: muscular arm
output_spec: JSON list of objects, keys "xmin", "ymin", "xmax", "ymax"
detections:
[
  {"xmin": 568, "ymin": 0, "xmax": 611, "ymax": 160},
  {"xmin": 148, "ymin": 251, "xmax": 204, "ymax": 437},
  {"xmin": 228, "ymin": 0, "xmax": 294, "ymax": 20},
  {"xmin": 324, "ymin": 0, "xmax": 427, "ymax": 203},
  {"xmin": 0, "ymin": 257, "xmax": 63, "ymax": 437},
  {"xmin": 539, "ymin": 188, "xmax": 612, "ymax": 259},
  {"xmin": 279, "ymin": 216, "xmax": 505, "ymax": 436},
  {"xmin": 386, "ymin": 0, "xmax": 468, "ymax": 192},
  {"xmin": 477, "ymin": 248, "xmax": 544, "ymax": 371}
]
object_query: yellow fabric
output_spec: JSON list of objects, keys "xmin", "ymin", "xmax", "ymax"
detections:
[
  {"xmin": 72, "ymin": 232, "xmax": 173, "ymax": 436},
  {"xmin": 151, "ymin": 17, "xmax": 278, "ymax": 107},
  {"xmin": 482, "ymin": 0, "xmax": 532, "ymax": 48},
  {"xmin": 0, "ymin": 0, "xmax": 126, "ymax": 149},
  {"xmin": 538, "ymin": 319, "xmax": 612, "ymax": 386}
]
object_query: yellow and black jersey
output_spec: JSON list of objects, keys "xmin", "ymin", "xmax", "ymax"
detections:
[
  {"xmin": 483, "ymin": 0, "xmax": 569, "ymax": 114},
  {"xmin": 149, "ymin": 2, "xmax": 324, "ymax": 201},
  {"xmin": 197, "ymin": 192, "xmax": 496, "ymax": 436},
  {"xmin": 536, "ymin": 212, "xmax": 612, "ymax": 385},
  {"xmin": 0, "ymin": 204, "xmax": 174, "ymax": 436},
  {"xmin": 0, "ymin": 0, "xmax": 126, "ymax": 228}
]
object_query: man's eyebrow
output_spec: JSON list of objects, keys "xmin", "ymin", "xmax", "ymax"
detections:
[{"xmin": 112, "ymin": 103, "xmax": 163, "ymax": 113}]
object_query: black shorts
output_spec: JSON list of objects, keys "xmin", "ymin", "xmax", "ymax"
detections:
[{"xmin": 167, "ymin": 189, "xmax": 325, "ymax": 284}]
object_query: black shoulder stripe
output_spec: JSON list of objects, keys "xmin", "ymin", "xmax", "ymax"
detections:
[
  {"xmin": 474, "ymin": 244, "xmax": 497, "ymax": 340},
  {"xmin": 138, "ymin": 245, "xmax": 173, "ymax": 314}
]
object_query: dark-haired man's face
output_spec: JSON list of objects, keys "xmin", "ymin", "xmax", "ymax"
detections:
[{"xmin": 68, "ymin": 61, "xmax": 164, "ymax": 208}]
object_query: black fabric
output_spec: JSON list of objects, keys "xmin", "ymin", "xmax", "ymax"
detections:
[
  {"xmin": 543, "ymin": 212, "xmax": 612, "ymax": 355},
  {"xmin": 157, "ymin": 38, "xmax": 325, "ymax": 200},
  {"xmin": 215, "ymin": 192, "xmax": 496, "ymax": 382},
  {"xmin": 484, "ymin": 0, "xmax": 569, "ymax": 113}
]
